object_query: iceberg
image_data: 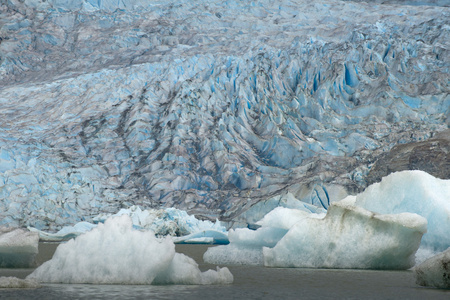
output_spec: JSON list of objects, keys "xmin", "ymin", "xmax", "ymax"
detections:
[
  {"xmin": 27, "ymin": 215, "xmax": 233, "ymax": 285},
  {"xmin": 414, "ymin": 248, "xmax": 450, "ymax": 289},
  {"xmin": 206, "ymin": 200, "xmax": 427, "ymax": 269},
  {"xmin": 349, "ymin": 171, "xmax": 450, "ymax": 252},
  {"xmin": 0, "ymin": 227, "xmax": 39, "ymax": 268},
  {"xmin": 263, "ymin": 199, "xmax": 427, "ymax": 269}
]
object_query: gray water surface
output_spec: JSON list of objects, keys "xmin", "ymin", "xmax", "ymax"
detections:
[{"xmin": 0, "ymin": 243, "xmax": 448, "ymax": 299}]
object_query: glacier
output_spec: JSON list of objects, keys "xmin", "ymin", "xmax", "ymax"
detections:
[
  {"xmin": 27, "ymin": 215, "xmax": 233, "ymax": 285},
  {"xmin": 0, "ymin": 0, "xmax": 448, "ymax": 230}
]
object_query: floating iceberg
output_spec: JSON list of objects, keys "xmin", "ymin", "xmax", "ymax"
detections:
[
  {"xmin": 173, "ymin": 230, "xmax": 229, "ymax": 245},
  {"xmin": 206, "ymin": 199, "xmax": 427, "ymax": 269},
  {"xmin": 263, "ymin": 199, "xmax": 427, "ymax": 269},
  {"xmin": 29, "ymin": 206, "xmax": 228, "ymax": 244},
  {"xmin": 0, "ymin": 227, "xmax": 39, "ymax": 268},
  {"xmin": 349, "ymin": 171, "xmax": 450, "ymax": 252},
  {"xmin": 27, "ymin": 215, "xmax": 233, "ymax": 285},
  {"xmin": 414, "ymin": 248, "xmax": 450, "ymax": 289}
]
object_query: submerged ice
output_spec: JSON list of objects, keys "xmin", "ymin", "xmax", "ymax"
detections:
[{"xmin": 27, "ymin": 215, "xmax": 233, "ymax": 285}]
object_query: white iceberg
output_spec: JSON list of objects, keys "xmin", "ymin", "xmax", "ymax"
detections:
[
  {"xmin": 27, "ymin": 215, "xmax": 233, "ymax": 285},
  {"xmin": 350, "ymin": 171, "xmax": 450, "ymax": 252},
  {"xmin": 0, "ymin": 227, "xmax": 39, "ymax": 268},
  {"xmin": 263, "ymin": 199, "xmax": 427, "ymax": 269},
  {"xmin": 206, "ymin": 199, "xmax": 426, "ymax": 269},
  {"xmin": 414, "ymin": 248, "xmax": 450, "ymax": 289}
]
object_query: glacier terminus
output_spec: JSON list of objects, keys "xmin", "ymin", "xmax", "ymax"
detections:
[{"xmin": 0, "ymin": 0, "xmax": 448, "ymax": 235}]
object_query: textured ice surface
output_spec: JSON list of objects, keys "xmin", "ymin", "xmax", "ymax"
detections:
[
  {"xmin": 30, "ymin": 206, "xmax": 228, "ymax": 244},
  {"xmin": 0, "ymin": 0, "xmax": 449, "ymax": 229},
  {"xmin": 263, "ymin": 199, "xmax": 427, "ymax": 269},
  {"xmin": 0, "ymin": 227, "xmax": 39, "ymax": 268},
  {"xmin": 0, "ymin": 277, "xmax": 40, "ymax": 289},
  {"xmin": 349, "ymin": 171, "xmax": 450, "ymax": 252},
  {"xmin": 27, "ymin": 215, "xmax": 233, "ymax": 285},
  {"xmin": 94, "ymin": 206, "xmax": 227, "ymax": 235},
  {"xmin": 414, "ymin": 248, "xmax": 450, "ymax": 289}
]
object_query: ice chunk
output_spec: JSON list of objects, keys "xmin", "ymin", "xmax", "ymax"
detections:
[
  {"xmin": 351, "ymin": 171, "xmax": 450, "ymax": 252},
  {"xmin": 173, "ymin": 230, "xmax": 229, "ymax": 245},
  {"xmin": 204, "ymin": 207, "xmax": 316, "ymax": 265},
  {"xmin": 28, "ymin": 221, "xmax": 97, "ymax": 242},
  {"xmin": 0, "ymin": 277, "xmax": 40, "ymax": 289},
  {"xmin": 414, "ymin": 248, "xmax": 450, "ymax": 289},
  {"xmin": 263, "ymin": 199, "xmax": 427, "ymax": 269},
  {"xmin": 0, "ymin": 227, "xmax": 39, "ymax": 268},
  {"xmin": 27, "ymin": 215, "xmax": 232, "ymax": 285}
]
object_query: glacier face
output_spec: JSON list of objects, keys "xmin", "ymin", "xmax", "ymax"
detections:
[{"xmin": 0, "ymin": 0, "xmax": 449, "ymax": 229}]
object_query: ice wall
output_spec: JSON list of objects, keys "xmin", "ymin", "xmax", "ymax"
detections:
[
  {"xmin": 27, "ymin": 215, "xmax": 233, "ymax": 285},
  {"xmin": 0, "ymin": 0, "xmax": 448, "ymax": 229}
]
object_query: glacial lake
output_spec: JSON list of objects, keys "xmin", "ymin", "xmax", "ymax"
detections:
[{"xmin": 1, "ymin": 243, "xmax": 449, "ymax": 299}]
